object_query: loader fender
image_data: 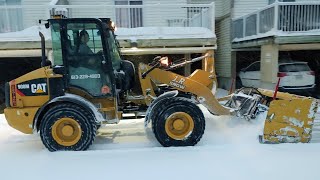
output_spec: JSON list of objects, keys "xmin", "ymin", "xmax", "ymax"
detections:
[
  {"xmin": 33, "ymin": 93, "xmax": 104, "ymax": 132},
  {"xmin": 145, "ymin": 90, "xmax": 178, "ymax": 126}
]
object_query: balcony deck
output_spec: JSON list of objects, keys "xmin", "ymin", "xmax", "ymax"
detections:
[
  {"xmin": 0, "ymin": 3, "xmax": 216, "ymax": 57},
  {"xmin": 231, "ymin": 2, "xmax": 320, "ymax": 47}
]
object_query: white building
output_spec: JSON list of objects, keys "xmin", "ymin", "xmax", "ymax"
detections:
[
  {"xmin": 232, "ymin": 0, "xmax": 320, "ymax": 92},
  {"xmin": 214, "ymin": 0, "xmax": 320, "ymax": 92}
]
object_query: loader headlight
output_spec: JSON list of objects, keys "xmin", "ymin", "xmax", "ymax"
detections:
[
  {"xmin": 160, "ymin": 57, "xmax": 170, "ymax": 68},
  {"xmin": 111, "ymin": 21, "xmax": 117, "ymax": 31}
]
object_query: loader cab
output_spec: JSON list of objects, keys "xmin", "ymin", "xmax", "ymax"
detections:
[{"xmin": 49, "ymin": 18, "xmax": 123, "ymax": 97}]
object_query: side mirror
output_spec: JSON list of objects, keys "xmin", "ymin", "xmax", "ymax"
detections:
[
  {"xmin": 45, "ymin": 22, "xmax": 50, "ymax": 29},
  {"xmin": 53, "ymin": 66, "xmax": 65, "ymax": 75}
]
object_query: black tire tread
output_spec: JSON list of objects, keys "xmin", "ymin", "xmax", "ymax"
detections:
[
  {"xmin": 149, "ymin": 97, "xmax": 205, "ymax": 147},
  {"xmin": 40, "ymin": 103, "xmax": 97, "ymax": 151}
]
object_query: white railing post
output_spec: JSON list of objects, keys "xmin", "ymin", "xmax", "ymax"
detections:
[
  {"xmin": 201, "ymin": 9, "xmax": 205, "ymax": 27},
  {"xmin": 274, "ymin": 2, "xmax": 279, "ymax": 31},
  {"xmin": 5, "ymin": 5, "xmax": 10, "ymax": 32},
  {"xmin": 256, "ymin": 12, "xmax": 260, "ymax": 35},
  {"xmin": 243, "ymin": 17, "xmax": 246, "ymax": 38},
  {"xmin": 210, "ymin": 2, "xmax": 215, "ymax": 32}
]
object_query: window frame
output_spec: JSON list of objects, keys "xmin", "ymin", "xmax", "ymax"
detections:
[
  {"xmin": 245, "ymin": 61, "xmax": 260, "ymax": 72},
  {"xmin": 0, "ymin": 0, "xmax": 23, "ymax": 33},
  {"xmin": 115, "ymin": 0, "xmax": 143, "ymax": 28}
]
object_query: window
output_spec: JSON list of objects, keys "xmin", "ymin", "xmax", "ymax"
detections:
[
  {"xmin": 106, "ymin": 31, "xmax": 121, "ymax": 71},
  {"xmin": 115, "ymin": 0, "xmax": 143, "ymax": 28},
  {"xmin": 65, "ymin": 23, "xmax": 112, "ymax": 97},
  {"xmin": 279, "ymin": 63, "xmax": 310, "ymax": 72},
  {"xmin": 268, "ymin": 0, "xmax": 295, "ymax": 5},
  {"xmin": 246, "ymin": 62, "xmax": 260, "ymax": 71},
  {"xmin": 51, "ymin": 23, "xmax": 63, "ymax": 65},
  {"xmin": 0, "ymin": 0, "xmax": 23, "ymax": 33}
]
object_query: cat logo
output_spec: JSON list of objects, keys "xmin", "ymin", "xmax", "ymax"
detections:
[{"xmin": 31, "ymin": 83, "xmax": 47, "ymax": 94}]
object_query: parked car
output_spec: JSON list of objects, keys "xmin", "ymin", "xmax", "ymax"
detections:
[{"xmin": 237, "ymin": 60, "xmax": 316, "ymax": 93}]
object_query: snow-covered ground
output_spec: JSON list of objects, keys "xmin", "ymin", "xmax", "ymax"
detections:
[{"xmin": 1, "ymin": 91, "xmax": 320, "ymax": 180}]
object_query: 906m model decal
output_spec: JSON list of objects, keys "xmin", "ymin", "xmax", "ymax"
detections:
[{"xmin": 16, "ymin": 78, "xmax": 48, "ymax": 96}]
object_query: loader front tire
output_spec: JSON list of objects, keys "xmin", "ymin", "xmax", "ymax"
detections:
[
  {"xmin": 40, "ymin": 103, "xmax": 97, "ymax": 152},
  {"xmin": 150, "ymin": 97, "xmax": 205, "ymax": 147}
]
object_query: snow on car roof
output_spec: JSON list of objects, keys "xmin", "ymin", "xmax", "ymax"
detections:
[{"xmin": 279, "ymin": 60, "xmax": 308, "ymax": 65}]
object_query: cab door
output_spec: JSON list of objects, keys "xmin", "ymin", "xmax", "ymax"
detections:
[{"xmin": 58, "ymin": 19, "xmax": 115, "ymax": 97}]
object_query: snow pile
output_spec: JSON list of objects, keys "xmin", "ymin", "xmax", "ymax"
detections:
[
  {"xmin": 0, "ymin": 25, "xmax": 51, "ymax": 42},
  {"xmin": 0, "ymin": 26, "xmax": 215, "ymax": 42},
  {"xmin": 115, "ymin": 27, "xmax": 216, "ymax": 40}
]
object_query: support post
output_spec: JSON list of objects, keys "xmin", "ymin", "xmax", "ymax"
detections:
[{"xmin": 261, "ymin": 44, "xmax": 279, "ymax": 90}]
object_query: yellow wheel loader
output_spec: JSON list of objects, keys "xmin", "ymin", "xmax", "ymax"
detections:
[{"xmin": 3, "ymin": 18, "xmax": 319, "ymax": 151}]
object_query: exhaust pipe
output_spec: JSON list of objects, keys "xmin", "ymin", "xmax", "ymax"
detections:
[{"xmin": 39, "ymin": 32, "xmax": 47, "ymax": 67}]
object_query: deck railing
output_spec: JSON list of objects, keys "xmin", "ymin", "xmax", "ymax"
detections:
[
  {"xmin": 0, "ymin": 3, "xmax": 215, "ymax": 33},
  {"xmin": 232, "ymin": 2, "xmax": 320, "ymax": 42}
]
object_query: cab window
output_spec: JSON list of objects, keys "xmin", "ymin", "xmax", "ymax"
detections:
[{"xmin": 65, "ymin": 22, "xmax": 113, "ymax": 97}]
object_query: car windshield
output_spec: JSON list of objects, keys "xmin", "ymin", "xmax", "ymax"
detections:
[{"xmin": 279, "ymin": 63, "xmax": 310, "ymax": 72}]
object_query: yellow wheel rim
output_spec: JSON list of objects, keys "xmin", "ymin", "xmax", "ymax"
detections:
[
  {"xmin": 51, "ymin": 118, "xmax": 82, "ymax": 147},
  {"xmin": 165, "ymin": 112, "xmax": 194, "ymax": 140}
]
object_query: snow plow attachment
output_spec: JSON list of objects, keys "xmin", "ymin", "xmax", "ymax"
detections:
[
  {"xmin": 222, "ymin": 87, "xmax": 319, "ymax": 144},
  {"xmin": 256, "ymin": 90, "xmax": 319, "ymax": 144}
]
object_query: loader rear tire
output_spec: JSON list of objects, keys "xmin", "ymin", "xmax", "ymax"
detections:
[
  {"xmin": 40, "ymin": 103, "xmax": 97, "ymax": 152},
  {"xmin": 149, "ymin": 97, "xmax": 205, "ymax": 147}
]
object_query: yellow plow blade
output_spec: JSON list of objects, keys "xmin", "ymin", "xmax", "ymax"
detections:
[{"xmin": 259, "ymin": 98, "xmax": 318, "ymax": 143}]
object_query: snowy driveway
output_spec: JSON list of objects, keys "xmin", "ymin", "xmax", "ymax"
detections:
[{"xmin": 1, "ymin": 107, "xmax": 320, "ymax": 180}]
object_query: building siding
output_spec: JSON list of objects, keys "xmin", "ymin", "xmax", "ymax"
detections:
[
  {"xmin": 144, "ymin": 0, "xmax": 187, "ymax": 27},
  {"xmin": 22, "ymin": 0, "xmax": 52, "ymax": 29},
  {"xmin": 68, "ymin": 0, "xmax": 113, "ymax": 19},
  {"xmin": 215, "ymin": 17, "xmax": 231, "ymax": 78},
  {"xmin": 215, "ymin": 0, "xmax": 231, "ymax": 18}
]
